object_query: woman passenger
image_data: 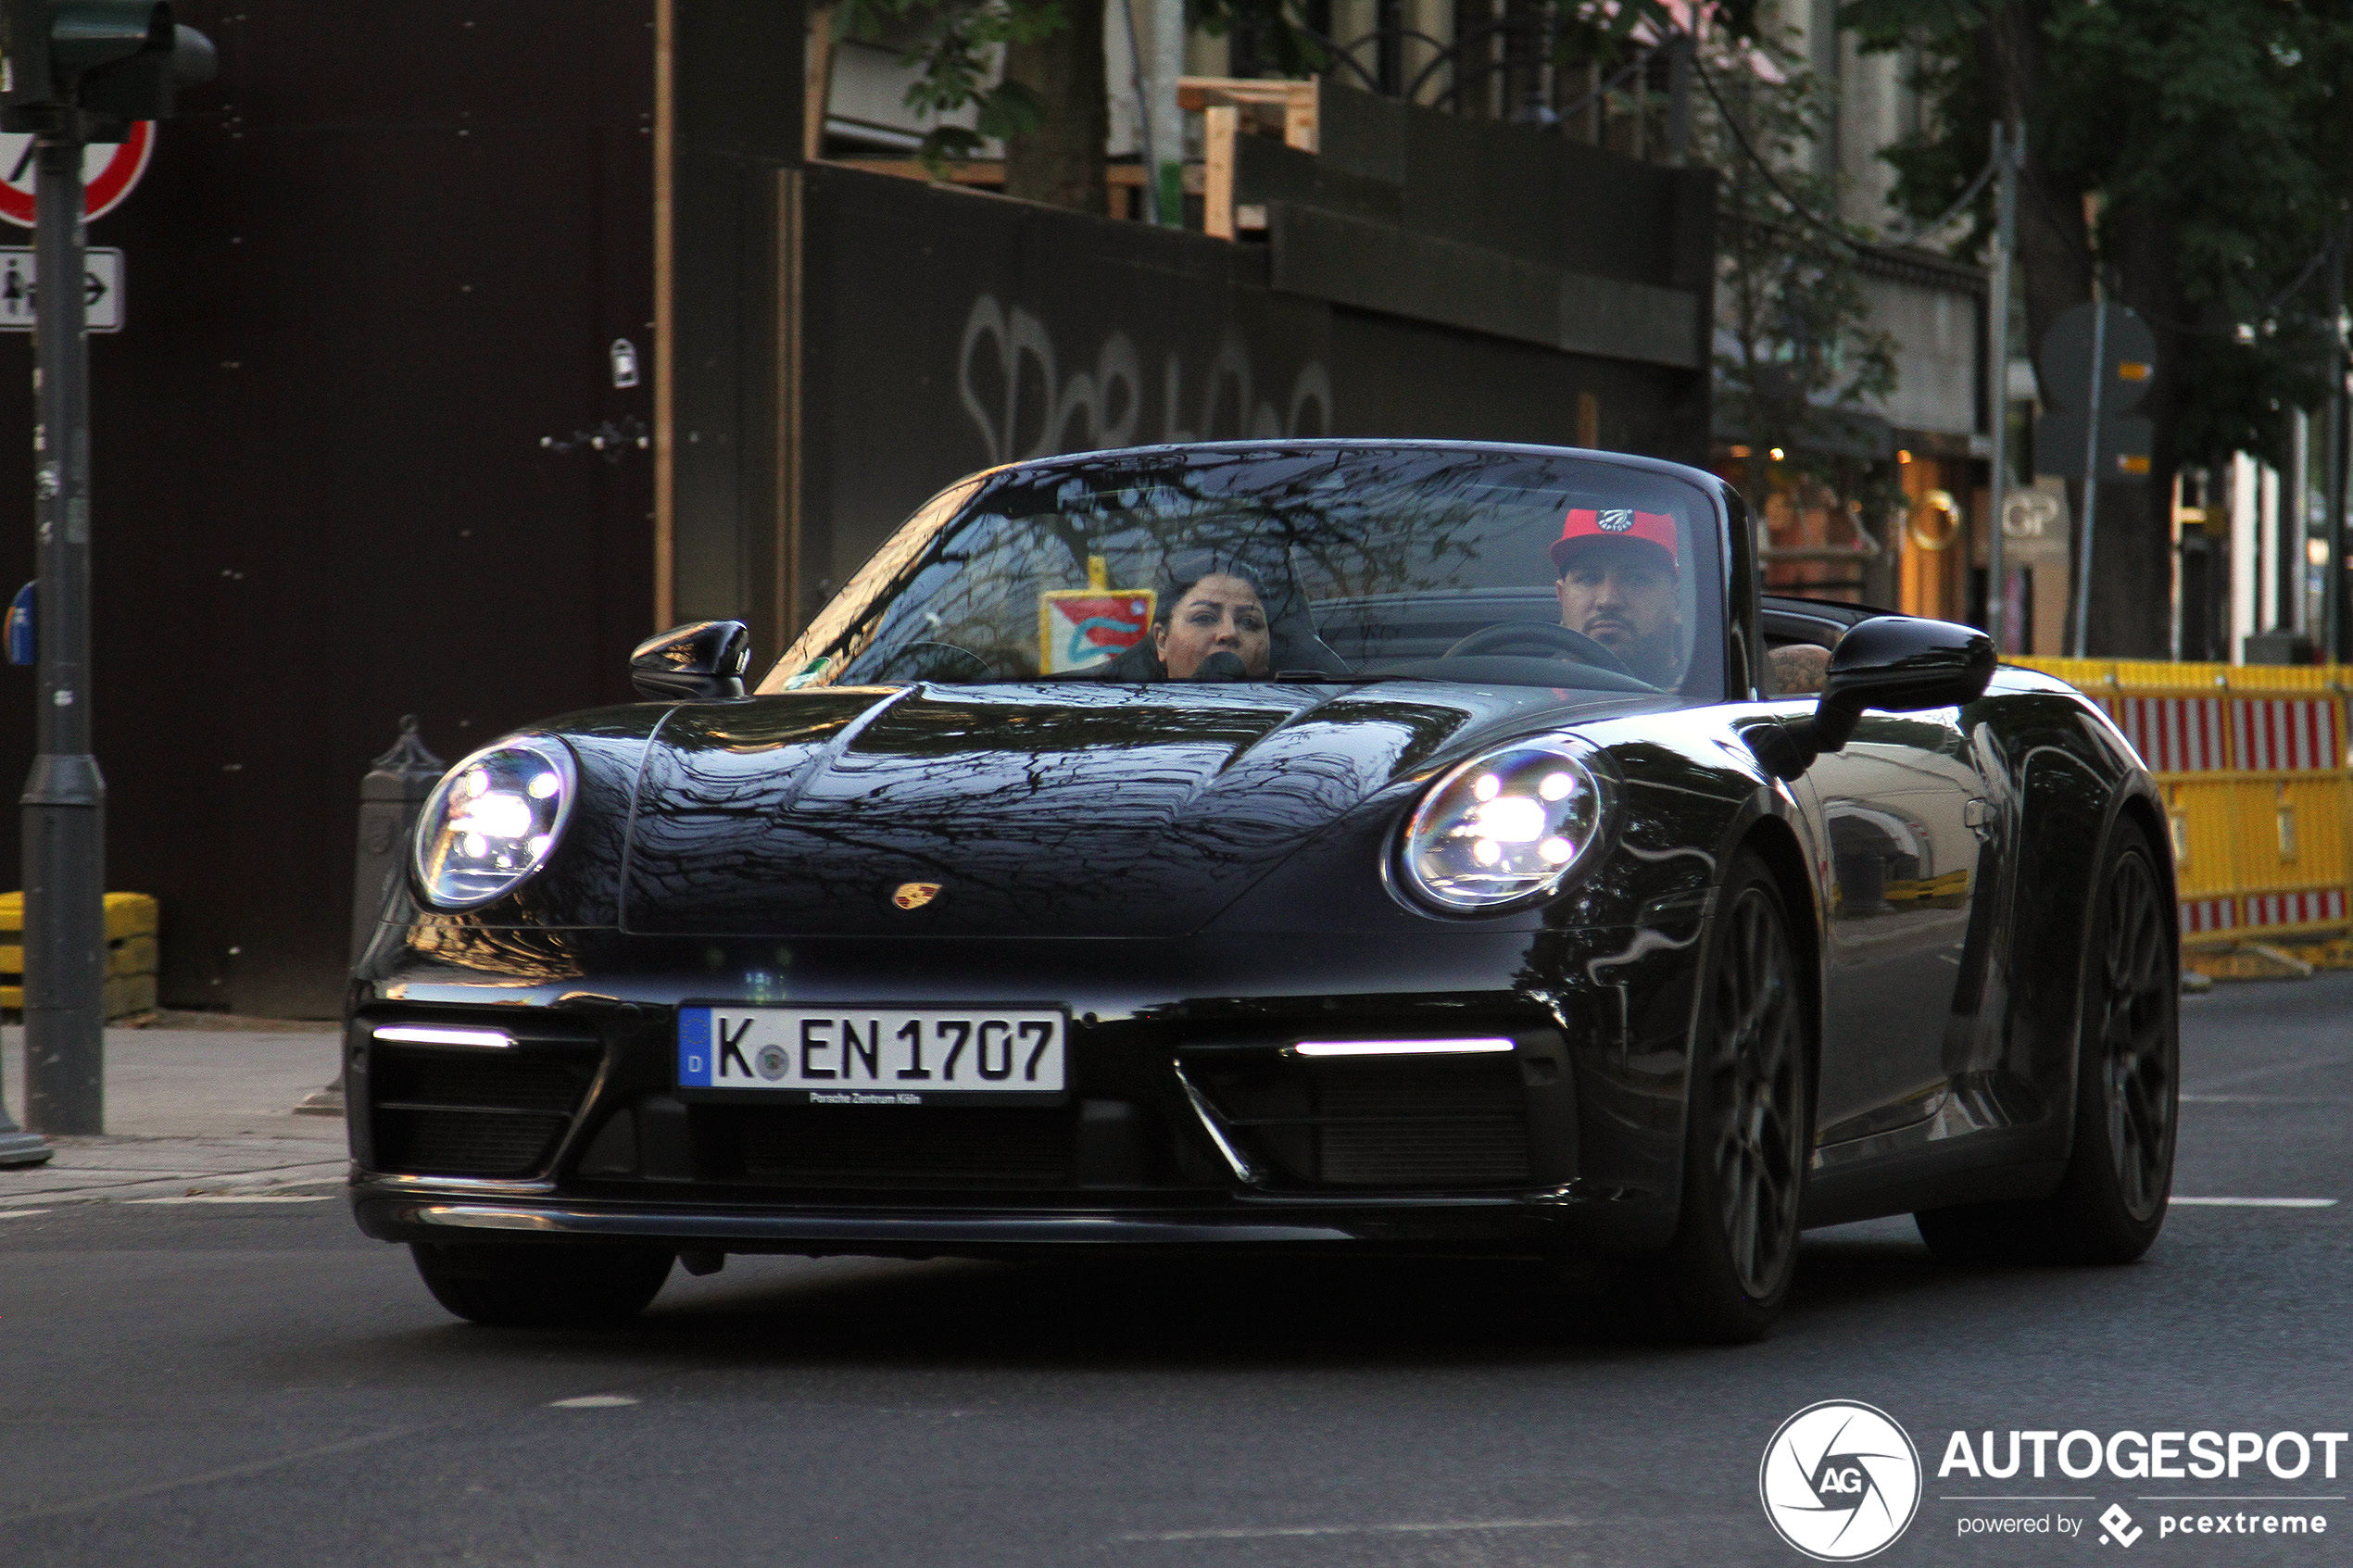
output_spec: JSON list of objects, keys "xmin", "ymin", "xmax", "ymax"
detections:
[{"xmin": 1151, "ymin": 560, "xmax": 1274, "ymax": 679}]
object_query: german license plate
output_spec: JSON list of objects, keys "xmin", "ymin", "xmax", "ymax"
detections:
[{"xmin": 676, "ymin": 1006, "xmax": 1066, "ymax": 1104}]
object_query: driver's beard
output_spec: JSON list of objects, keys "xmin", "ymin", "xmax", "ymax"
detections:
[{"xmin": 1617, "ymin": 629, "xmax": 1680, "ymax": 686}]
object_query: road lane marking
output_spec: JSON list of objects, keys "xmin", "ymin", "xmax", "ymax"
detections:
[
  {"xmin": 0, "ymin": 1208, "xmax": 49, "ymax": 1218},
  {"xmin": 132, "ymin": 1194, "xmax": 334, "ymax": 1204},
  {"xmin": 1117, "ymin": 1519, "xmax": 1586, "ymax": 1541},
  {"xmin": 2170, "ymin": 1197, "xmax": 2337, "ymax": 1208},
  {"xmin": 549, "ymin": 1395, "xmax": 639, "ymax": 1408}
]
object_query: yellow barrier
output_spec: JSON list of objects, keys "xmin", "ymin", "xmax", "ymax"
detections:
[
  {"xmin": 2014, "ymin": 659, "xmax": 2353, "ymax": 947},
  {"xmin": 0, "ymin": 891, "xmax": 160, "ymax": 1016}
]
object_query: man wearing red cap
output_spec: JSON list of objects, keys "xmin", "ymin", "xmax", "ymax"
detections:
[{"xmin": 1550, "ymin": 507, "xmax": 1683, "ymax": 685}]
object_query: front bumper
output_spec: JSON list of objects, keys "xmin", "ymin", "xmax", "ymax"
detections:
[
  {"xmin": 346, "ymin": 926, "xmax": 1703, "ymax": 1257},
  {"xmin": 350, "ymin": 1189, "xmax": 1624, "ymax": 1259}
]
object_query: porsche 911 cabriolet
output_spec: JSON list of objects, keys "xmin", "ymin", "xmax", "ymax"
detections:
[{"xmin": 348, "ymin": 439, "xmax": 2178, "ymax": 1342}]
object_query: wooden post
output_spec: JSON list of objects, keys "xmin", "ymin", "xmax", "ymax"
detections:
[
  {"xmin": 803, "ymin": 5, "xmax": 836, "ymax": 162},
  {"xmin": 1204, "ymin": 104, "xmax": 1239, "ymax": 240},
  {"xmin": 1284, "ymin": 79, "xmax": 1318, "ymax": 152},
  {"xmin": 775, "ymin": 169, "xmax": 805, "ymax": 644},
  {"xmin": 652, "ymin": 0, "xmax": 676, "ymax": 632}
]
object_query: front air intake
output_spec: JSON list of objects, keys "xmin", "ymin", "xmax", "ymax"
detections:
[{"xmin": 367, "ymin": 1043, "xmax": 599, "ymax": 1179}]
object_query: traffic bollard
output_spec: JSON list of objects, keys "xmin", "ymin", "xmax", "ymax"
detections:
[{"xmin": 295, "ymin": 717, "xmax": 447, "ymax": 1117}]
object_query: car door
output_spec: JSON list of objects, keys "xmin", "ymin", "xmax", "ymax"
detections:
[{"xmin": 1800, "ymin": 707, "xmax": 1987, "ymax": 1144}]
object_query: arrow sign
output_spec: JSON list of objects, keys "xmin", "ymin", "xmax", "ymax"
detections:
[{"xmin": 0, "ymin": 248, "xmax": 124, "ymax": 332}]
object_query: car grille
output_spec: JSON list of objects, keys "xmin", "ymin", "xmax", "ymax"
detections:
[
  {"xmin": 717, "ymin": 1105, "xmax": 1075, "ymax": 1189},
  {"xmin": 368, "ymin": 1045, "xmax": 599, "ymax": 1180},
  {"xmin": 1190, "ymin": 1055, "xmax": 1532, "ymax": 1189}
]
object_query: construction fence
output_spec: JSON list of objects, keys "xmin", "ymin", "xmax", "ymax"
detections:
[{"xmin": 2016, "ymin": 659, "xmax": 2353, "ymax": 959}]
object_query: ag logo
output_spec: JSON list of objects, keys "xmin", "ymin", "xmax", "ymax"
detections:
[
  {"xmin": 1759, "ymin": 1400, "xmax": 1921, "ymax": 1561},
  {"xmin": 891, "ymin": 882, "xmax": 942, "ymax": 910}
]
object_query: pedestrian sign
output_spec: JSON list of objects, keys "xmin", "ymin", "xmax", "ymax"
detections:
[
  {"xmin": 0, "ymin": 248, "xmax": 124, "ymax": 332},
  {"xmin": 0, "ymin": 124, "xmax": 154, "ymax": 227}
]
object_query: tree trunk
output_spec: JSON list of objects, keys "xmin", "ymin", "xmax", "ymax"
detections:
[
  {"xmin": 1982, "ymin": 4, "xmax": 2182, "ymax": 655},
  {"xmin": 1002, "ymin": 2, "xmax": 1108, "ymax": 214}
]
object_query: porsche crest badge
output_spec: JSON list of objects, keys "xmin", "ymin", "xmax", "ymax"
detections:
[{"xmin": 891, "ymin": 882, "xmax": 942, "ymax": 910}]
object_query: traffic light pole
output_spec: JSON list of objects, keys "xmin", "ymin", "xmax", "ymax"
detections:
[
  {"xmin": 2069, "ymin": 298, "xmax": 2111, "ymax": 659},
  {"xmin": 19, "ymin": 124, "xmax": 106, "ymax": 1135}
]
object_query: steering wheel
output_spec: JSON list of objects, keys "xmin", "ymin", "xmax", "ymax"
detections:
[
  {"xmin": 1442, "ymin": 620, "xmax": 1635, "ymax": 677},
  {"xmin": 886, "ymin": 640, "xmax": 993, "ymax": 682}
]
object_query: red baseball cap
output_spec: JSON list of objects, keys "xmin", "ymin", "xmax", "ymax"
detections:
[{"xmin": 1549, "ymin": 507, "xmax": 1679, "ymax": 573}]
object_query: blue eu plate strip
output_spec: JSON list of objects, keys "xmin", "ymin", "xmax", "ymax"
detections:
[{"xmin": 676, "ymin": 1007, "xmax": 714, "ymax": 1087}]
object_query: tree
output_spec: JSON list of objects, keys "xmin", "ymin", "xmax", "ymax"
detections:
[
  {"xmin": 1843, "ymin": 0, "xmax": 2353, "ymax": 658},
  {"xmin": 1695, "ymin": 21, "xmax": 1901, "ymax": 533}
]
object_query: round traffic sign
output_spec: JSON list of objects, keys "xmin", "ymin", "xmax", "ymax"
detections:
[{"xmin": 0, "ymin": 123, "xmax": 155, "ymax": 228}]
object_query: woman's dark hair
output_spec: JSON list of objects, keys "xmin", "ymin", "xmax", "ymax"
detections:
[{"xmin": 1154, "ymin": 553, "xmax": 1269, "ymax": 627}]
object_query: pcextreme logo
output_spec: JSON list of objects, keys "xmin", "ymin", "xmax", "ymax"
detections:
[{"xmin": 1760, "ymin": 1400, "xmax": 1924, "ymax": 1562}]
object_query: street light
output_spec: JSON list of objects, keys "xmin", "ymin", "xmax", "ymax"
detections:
[{"xmin": 1, "ymin": 0, "xmax": 211, "ymax": 1135}]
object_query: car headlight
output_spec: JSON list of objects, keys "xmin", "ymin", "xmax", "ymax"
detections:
[
  {"xmin": 1398, "ymin": 738, "xmax": 1607, "ymax": 911},
  {"xmin": 412, "ymin": 737, "xmax": 577, "ymax": 909}
]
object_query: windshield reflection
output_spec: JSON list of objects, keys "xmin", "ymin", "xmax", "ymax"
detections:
[{"xmin": 761, "ymin": 445, "xmax": 1724, "ymax": 701}]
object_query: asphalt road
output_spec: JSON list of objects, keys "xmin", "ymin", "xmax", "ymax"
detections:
[{"xmin": 4, "ymin": 977, "xmax": 2349, "ymax": 1568}]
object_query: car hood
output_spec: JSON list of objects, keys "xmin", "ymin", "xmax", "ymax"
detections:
[{"xmin": 618, "ymin": 682, "xmax": 1654, "ymax": 938}]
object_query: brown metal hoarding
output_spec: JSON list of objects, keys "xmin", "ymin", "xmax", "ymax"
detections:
[
  {"xmin": 791, "ymin": 161, "xmax": 1710, "ymax": 616},
  {"xmin": 0, "ymin": 2, "xmax": 657, "ymax": 1016}
]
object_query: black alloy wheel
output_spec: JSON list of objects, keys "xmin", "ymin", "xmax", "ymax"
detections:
[
  {"xmin": 410, "ymin": 1242, "xmax": 674, "ymax": 1328},
  {"xmin": 1641, "ymin": 852, "xmax": 1812, "ymax": 1343},
  {"xmin": 1916, "ymin": 823, "xmax": 2178, "ymax": 1265}
]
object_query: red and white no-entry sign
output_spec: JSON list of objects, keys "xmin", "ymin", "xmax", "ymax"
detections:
[{"xmin": 0, "ymin": 123, "xmax": 154, "ymax": 228}]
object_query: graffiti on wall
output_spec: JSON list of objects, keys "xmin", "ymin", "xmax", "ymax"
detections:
[{"xmin": 957, "ymin": 294, "xmax": 1333, "ymax": 468}]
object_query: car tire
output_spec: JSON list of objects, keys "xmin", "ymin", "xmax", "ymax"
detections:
[
  {"xmin": 1915, "ymin": 822, "xmax": 2177, "ymax": 1266},
  {"xmin": 409, "ymin": 1242, "xmax": 674, "ymax": 1328},
  {"xmin": 1637, "ymin": 852, "xmax": 1813, "ymax": 1344}
]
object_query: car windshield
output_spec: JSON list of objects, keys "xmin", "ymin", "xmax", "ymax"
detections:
[{"xmin": 761, "ymin": 445, "xmax": 1727, "ymax": 698}]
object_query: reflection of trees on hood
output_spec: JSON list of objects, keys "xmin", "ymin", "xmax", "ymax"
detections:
[{"xmin": 622, "ymin": 685, "xmax": 1477, "ymax": 939}]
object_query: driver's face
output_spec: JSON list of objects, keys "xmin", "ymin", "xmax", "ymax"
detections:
[{"xmin": 1556, "ymin": 546, "xmax": 1680, "ymax": 677}]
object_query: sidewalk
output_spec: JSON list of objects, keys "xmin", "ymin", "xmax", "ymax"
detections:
[{"xmin": 0, "ymin": 1025, "xmax": 346, "ymax": 1209}]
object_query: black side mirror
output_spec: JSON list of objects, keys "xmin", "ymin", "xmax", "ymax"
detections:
[
  {"xmin": 1753, "ymin": 615, "xmax": 1994, "ymax": 781},
  {"xmin": 631, "ymin": 621, "xmax": 750, "ymax": 701}
]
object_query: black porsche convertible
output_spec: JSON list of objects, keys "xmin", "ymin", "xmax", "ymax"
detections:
[{"xmin": 349, "ymin": 440, "xmax": 2177, "ymax": 1342}]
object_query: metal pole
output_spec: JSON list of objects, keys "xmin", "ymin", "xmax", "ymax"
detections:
[
  {"xmin": 1985, "ymin": 122, "xmax": 2018, "ymax": 652},
  {"xmin": 20, "ymin": 126, "xmax": 106, "ymax": 1135},
  {"xmin": 2070, "ymin": 297, "xmax": 2110, "ymax": 658},
  {"xmin": 2334, "ymin": 220, "xmax": 2353, "ymax": 662}
]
